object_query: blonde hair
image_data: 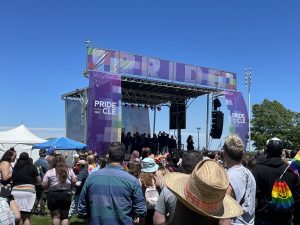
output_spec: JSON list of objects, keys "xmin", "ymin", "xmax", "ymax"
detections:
[
  {"xmin": 87, "ymin": 155, "xmax": 95, "ymax": 164},
  {"xmin": 223, "ymin": 134, "xmax": 244, "ymax": 161}
]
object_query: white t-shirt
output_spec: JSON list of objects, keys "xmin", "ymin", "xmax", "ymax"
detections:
[
  {"xmin": 227, "ymin": 165, "xmax": 256, "ymax": 225},
  {"xmin": 43, "ymin": 168, "xmax": 75, "ymax": 192}
]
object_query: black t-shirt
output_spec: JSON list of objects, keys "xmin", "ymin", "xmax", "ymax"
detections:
[{"xmin": 13, "ymin": 164, "xmax": 39, "ymax": 186}]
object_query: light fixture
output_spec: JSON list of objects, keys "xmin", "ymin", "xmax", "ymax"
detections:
[
  {"xmin": 157, "ymin": 106, "xmax": 161, "ymax": 111},
  {"xmin": 131, "ymin": 104, "xmax": 135, "ymax": 109},
  {"xmin": 144, "ymin": 105, "xmax": 149, "ymax": 110},
  {"xmin": 150, "ymin": 106, "xmax": 155, "ymax": 111}
]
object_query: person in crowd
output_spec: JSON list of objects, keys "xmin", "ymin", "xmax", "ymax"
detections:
[
  {"xmin": 153, "ymin": 150, "xmax": 203, "ymax": 225},
  {"xmin": 164, "ymin": 159, "xmax": 243, "ymax": 225},
  {"xmin": 252, "ymin": 137, "xmax": 300, "ymax": 225},
  {"xmin": 151, "ymin": 134, "xmax": 159, "ymax": 155},
  {"xmin": 127, "ymin": 161, "xmax": 142, "ymax": 179},
  {"xmin": 220, "ymin": 135, "xmax": 256, "ymax": 225},
  {"xmin": 186, "ymin": 135, "xmax": 194, "ymax": 150},
  {"xmin": 42, "ymin": 154, "xmax": 77, "ymax": 225},
  {"xmin": 86, "ymin": 155, "xmax": 96, "ymax": 173},
  {"xmin": 202, "ymin": 148, "xmax": 211, "ymax": 160},
  {"xmin": 125, "ymin": 132, "xmax": 133, "ymax": 155},
  {"xmin": 0, "ymin": 194, "xmax": 15, "ymax": 224},
  {"xmin": 72, "ymin": 153, "xmax": 80, "ymax": 175},
  {"xmin": 142, "ymin": 148, "xmax": 154, "ymax": 160},
  {"xmin": 130, "ymin": 150, "xmax": 140, "ymax": 162},
  {"xmin": 166, "ymin": 152, "xmax": 182, "ymax": 173},
  {"xmin": 12, "ymin": 152, "xmax": 41, "ymax": 225},
  {"xmin": 68, "ymin": 159, "xmax": 89, "ymax": 220},
  {"xmin": 33, "ymin": 148, "xmax": 49, "ymax": 215},
  {"xmin": 0, "ymin": 148, "xmax": 20, "ymax": 223},
  {"xmin": 168, "ymin": 135, "xmax": 177, "ymax": 154},
  {"xmin": 159, "ymin": 132, "xmax": 169, "ymax": 154},
  {"xmin": 139, "ymin": 157, "xmax": 160, "ymax": 225},
  {"xmin": 242, "ymin": 152, "xmax": 256, "ymax": 171},
  {"xmin": 78, "ymin": 142, "xmax": 147, "ymax": 225},
  {"xmin": 290, "ymin": 149, "xmax": 298, "ymax": 159}
]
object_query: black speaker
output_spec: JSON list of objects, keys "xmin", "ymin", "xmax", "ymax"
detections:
[
  {"xmin": 213, "ymin": 98, "xmax": 222, "ymax": 110},
  {"xmin": 169, "ymin": 103, "xmax": 186, "ymax": 129},
  {"xmin": 210, "ymin": 111, "xmax": 224, "ymax": 139}
]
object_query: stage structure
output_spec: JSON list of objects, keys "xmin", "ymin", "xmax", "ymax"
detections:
[{"xmin": 62, "ymin": 46, "xmax": 249, "ymax": 155}]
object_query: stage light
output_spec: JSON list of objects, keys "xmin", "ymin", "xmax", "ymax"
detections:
[
  {"xmin": 157, "ymin": 106, "xmax": 161, "ymax": 111},
  {"xmin": 150, "ymin": 106, "xmax": 155, "ymax": 111},
  {"xmin": 131, "ymin": 104, "xmax": 135, "ymax": 109},
  {"xmin": 138, "ymin": 105, "xmax": 142, "ymax": 109},
  {"xmin": 124, "ymin": 103, "xmax": 128, "ymax": 108},
  {"xmin": 144, "ymin": 105, "xmax": 149, "ymax": 110}
]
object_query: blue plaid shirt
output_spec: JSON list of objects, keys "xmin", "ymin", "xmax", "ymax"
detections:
[{"xmin": 78, "ymin": 164, "xmax": 146, "ymax": 225}]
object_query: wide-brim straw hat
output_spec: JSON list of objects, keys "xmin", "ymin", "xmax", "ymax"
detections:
[{"xmin": 164, "ymin": 159, "xmax": 243, "ymax": 219}]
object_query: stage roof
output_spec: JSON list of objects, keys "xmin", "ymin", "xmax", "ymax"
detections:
[{"xmin": 62, "ymin": 75, "xmax": 221, "ymax": 105}]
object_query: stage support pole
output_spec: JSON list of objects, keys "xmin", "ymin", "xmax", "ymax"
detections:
[
  {"xmin": 153, "ymin": 107, "xmax": 156, "ymax": 135},
  {"xmin": 206, "ymin": 94, "xmax": 209, "ymax": 149}
]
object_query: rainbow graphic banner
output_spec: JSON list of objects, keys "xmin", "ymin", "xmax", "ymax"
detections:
[
  {"xmin": 86, "ymin": 71, "xmax": 122, "ymax": 155},
  {"xmin": 271, "ymin": 180, "xmax": 294, "ymax": 210},
  {"xmin": 289, "ymin": 150, "xmax": 300, "ymax": 176},
  {"xmin": 87, "ymin": 47, "xmax": 237, "ymax": 91},
  {"xmin": 224, "ymin": 91, "xmax": 249, "ymax": 147}
]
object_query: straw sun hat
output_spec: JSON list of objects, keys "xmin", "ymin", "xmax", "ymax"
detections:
[{"xmin": 164, "ymin": 159, "xmax": 243, "ymax": 219}]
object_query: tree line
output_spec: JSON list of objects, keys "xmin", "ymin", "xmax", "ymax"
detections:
[{"xmin": 251, "ymin": 99, "xmax": 300, "ymax": 150}]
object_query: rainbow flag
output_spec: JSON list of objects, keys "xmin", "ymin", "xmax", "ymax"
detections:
[
  {"xmin": 289, "ymin": 150, "xmax": 300, "ymax": 176},
  {"xmin": 271, "ymin": 180, "xmax": 294, "ymax": 210}
]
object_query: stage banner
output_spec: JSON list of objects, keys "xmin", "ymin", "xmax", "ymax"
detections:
[
  {"xmin": 86, "ymin": 71, "xmax": 122, "ymax": 155},
  {"xmin": 87, "ymin": 47, "xmax": 237, "ymax": 91},
  {"xmin": 224, "ymin": 91, "xmax": 249, "ymax": 147}
]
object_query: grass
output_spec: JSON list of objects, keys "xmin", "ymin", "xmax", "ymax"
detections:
[{"xmin": 30, "ymin": 214, "xmax": 86, "ymax": 225}]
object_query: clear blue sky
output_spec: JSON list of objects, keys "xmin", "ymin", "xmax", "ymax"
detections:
[{"xmin": 1, "ymin": 1, "xmax": 300, "ymax": 149}]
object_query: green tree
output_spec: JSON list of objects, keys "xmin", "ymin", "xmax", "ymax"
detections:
[{"xmin": 251, "ymin": 99, "xmax": 299, "ymax": 149}]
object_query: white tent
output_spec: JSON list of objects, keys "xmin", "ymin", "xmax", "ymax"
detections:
[{"xmin": 0, "ymin": 125, "xmax": 47, "ymax": 162}]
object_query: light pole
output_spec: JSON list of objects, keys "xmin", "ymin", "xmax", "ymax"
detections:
[
  {"xmin": 245, "ymin": 68, "xmax": 252, "ymax": 151},
  {"xmin": 197, "ymin": 127, "xmax": 201, "ymax": 150}
]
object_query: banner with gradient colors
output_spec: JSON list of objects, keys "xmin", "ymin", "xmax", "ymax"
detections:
[
  {"xmin": 224, "ymin": 91, "xmax": 249, "ymax": 147},
  {"xmin": 86, "ymin": 71, "xmax": 122, "ymax": 155},
  {"xmin": 87, "ymin": 47, "xmax": 237, "ymax": 91}
]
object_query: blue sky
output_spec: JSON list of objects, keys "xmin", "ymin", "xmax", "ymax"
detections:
[{"xmin": 1, "ymin": 1, "xmax": 300, "ymax": 150}]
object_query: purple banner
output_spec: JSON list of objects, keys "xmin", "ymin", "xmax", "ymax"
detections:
[
  {"xmin": 86, "ymin": 72, "xmax": 122, "ymax": 155},
  {"xmin": 87, "ymin": 48, "xmax": 237, "ymax": 90},
  {"xmin": 224, "ymin": 91, "xmax": 249, "ymax": 147}
]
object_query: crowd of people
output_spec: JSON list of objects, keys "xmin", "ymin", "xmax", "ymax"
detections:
[{"xmin": 0, "ymin": 134, "xmax": 300, "ymax": 225}]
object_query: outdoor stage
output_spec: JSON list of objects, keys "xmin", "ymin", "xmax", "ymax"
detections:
[{"xmin": 62, "ymin": 47, "xmax": 248, "ymax": 154}]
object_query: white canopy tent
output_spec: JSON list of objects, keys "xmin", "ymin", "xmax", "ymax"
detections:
[{"xmin": 0, "ymin": 125, "xmax": 47, "ymax": 162}]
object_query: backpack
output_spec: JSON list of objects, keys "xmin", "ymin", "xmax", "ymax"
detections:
[
  {"xmin": 144, "ymin": 186, "xmax": 160, "ymax": 209},
  {"xmin": 269, "ymin": 177, "xmax": 294, "ymax": 213}
]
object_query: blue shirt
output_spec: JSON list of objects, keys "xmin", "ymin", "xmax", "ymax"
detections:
[
  {"xmin": 78, "ymin": 164, "xmax": 147, "ymax": 225},
  {"xmin": 34, "ymin": 157, "xmax": 49, "ymax": 179}
]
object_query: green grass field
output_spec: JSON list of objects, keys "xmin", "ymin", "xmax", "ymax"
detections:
[{"xmin": 30, "ymin": 214, "xmax": 86, "ymax": 225}]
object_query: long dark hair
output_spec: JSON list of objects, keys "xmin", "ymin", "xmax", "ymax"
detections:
[
  {"xmin": 0, "ymin": 148, "xmax": 16, "ymax": 162},
  {"xmin": 187, "ymin": 135, "xmax": 193, "ymax": 143},
  {"xmin": 54, "ymin": 154, "xmax": 69, "ymax": 182},
  {"xmin": 13, "ymin": 152, "xmax": 33, "ymax": 175},
  {"xmin": 167, "ymin": 201, "xmax": 219, "ymax": 225}
]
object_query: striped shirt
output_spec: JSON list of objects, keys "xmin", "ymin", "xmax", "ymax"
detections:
[{"xmin": 78, "ymin": 164, "xmax": 147, "ymax": 225}]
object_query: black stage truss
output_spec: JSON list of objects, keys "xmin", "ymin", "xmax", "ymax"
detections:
[{"xmin": 62, "ymin": 75, "xmax": 222, "ymax": 105}]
